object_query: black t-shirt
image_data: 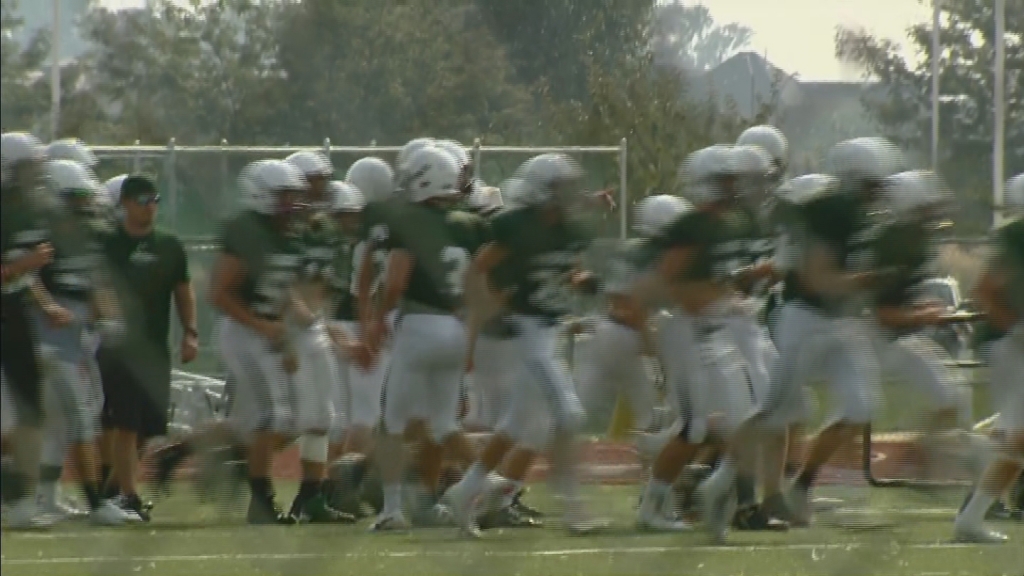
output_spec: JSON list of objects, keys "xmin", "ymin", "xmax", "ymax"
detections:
[{"xmin": 102, "ymin": 225, "xmax": 190, "ymax": 350}]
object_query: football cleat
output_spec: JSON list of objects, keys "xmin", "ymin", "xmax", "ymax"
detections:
[{"xmin": 732, "ymin": 503, "xmax": 789, "ymax": 531}]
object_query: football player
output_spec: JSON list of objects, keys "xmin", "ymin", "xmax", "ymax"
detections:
[
  {"xmin": 442, "ymin": 153, "xmax": 604, "ymax": 537},
  {"xmin": 631, "ymin": 146, "xmax": 761, "ymax": 538},
  {"xmin": 211, "ymin": 159, "xmax": 306, "ymax": 524},
  {"xmin": 281, "ymin": 150, "xmax": 355, "ymax": 523},
  {"xmin": 365, "ymin": 146, "xmax": 489, "ymax": 531},
  {"xmin": 30, "ymin": 159, "xmax": 138, "ymax": 525},
  {"xmin": 873, "ymin": 170, "xmax": 987, "ymax": 479},
  {"xmin": 954, "ymin": 173, "xmax": 1024, "ymax": 543},
  {"xmin": 2, "ymin": 132, "xmax": 57, "ymax": 529},
  {"xmin": 700, "ymin": 138, "xmax": 905, "ymax": 538}
]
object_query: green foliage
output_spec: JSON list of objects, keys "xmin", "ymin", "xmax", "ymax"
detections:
[
  {"xmin": 835, "ymin": 0, "xmax": 1023, "ymax": 226},
  {"xmin": 651, "ymin": 1, "xmax": 753, "ymax": 73},
  {"xmin": 1, "ymin": 0, "xmax": 50, "ymax": 132}
]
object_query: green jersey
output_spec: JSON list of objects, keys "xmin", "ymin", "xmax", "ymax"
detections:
[
  {"xmin": 330, "ymin": 238, "xmax": 358, "ymax": 321},
  {"xmin": 383, "ymin": 203, "xmax": 489, "ymax": 313},
  {"xmin": 490, "ymin": 206, "xmax": 592, "ymax": 319},
  {"xmin": 350, "ymin": 198, "xmax": 396, "ymax": 301},
  {"xmin": 654, "ymin": 208, "xmax": 748, "ymax": 283},
  {"xmin": 1, "ymin": 192, "xmax": 52, "ymax": 301},
  {"xmin": 298, "ymin": 213, "xmax": 342, "ymax": 285},
  {"xmin": 785, "ymin": 192, "xmax": 877, "ymax": 310},
  {"xmin": 39, "ymin": 207, "xmax": 105, "ymax": 303},
  {"xmin": 102, "ymin": 225, "xmax": 190, "ymax": 350},
  {"xmin": 872, "ymin": 219, "xmax": 933, "ymax": 308},
  {"xmin": 219, "ymin": 211, "xmax": 302, "ymax": 320}
]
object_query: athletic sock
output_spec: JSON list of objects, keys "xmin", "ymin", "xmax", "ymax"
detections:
[
  {"xmin": 639, "ymin": 480, "xmax": 671, "ymax": 517},
  {"xmin": 784, "ymin": 463, "xmax": 798, "ymax": 478},
  {"xmin": 736, "ymin": 474, "xmax": 757, "ymax": 507},
  {"xmin": 960, "ymin": 491, "xmax": 996, "ymax": 525},
  {"xmin": 82, "ymin": 482, "xmax": 102, "ymax": 511},
  {"xmin": 38, "ymin": 465, "xmax": 63, "ymax": 505},
  {"xmin": 796, "ymin": 468, "xmax": 818, "ymax": 491},
  {"xmin": 248, "ymin": 477, "xmax": 272, "ymax": 500},
  {"xmin": 461, "ymin": 462, "xmax": 489, "ymax": 497},
  {"xmin": 382, "ymin": 484, "xmax": 403, "ymax": 516}
]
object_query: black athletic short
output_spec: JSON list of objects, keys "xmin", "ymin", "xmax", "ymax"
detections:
[
  {"xmin": 0, "ymin": 296, "xmax": 44, "ymax": 426},
  {"xmin": 98, "ymin": 344, "xmax": 171, "ymax": 440}
]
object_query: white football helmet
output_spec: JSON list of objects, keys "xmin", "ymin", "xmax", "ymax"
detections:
[
  {"xmin": 345, "ymin": 156, "xmax": 395, "ymax": 203},
  {"xmin": 467, "ymin": 183, "xmax": 504, "ymax": 214},
  {"xmin": 824, "ymin": 137, "xmax": 905, "ymax": 184},
  {"xmin": 497, "ymin": 177, "xmax": 525, "ymax": 208},
  {"xmin": 679, "ymin": 145, "xmax": 738, "ymax": 204},
  {"xmin": 285, "ymin": 150, "xmax": 332, "ymax": 178},
  {"xmin": 736, "ymin": 125, "xmax": 789, "ymax": 175},
  {"xmin": 1, "ymin": 131, "xmax": 46, "ymax": 185},
  {"xmin": 732, "ymin": 145, "xmax": 773, "ymax": 197},
  {"xmin": 513, "ymin": 153, "xmax": 584, "ymax": 206},
  {"xmin": 104, "ymin": 174, "xmax": 129, "ymax": 205},
  {"xmin": 402, "ymin": 146, "xmax": 460, "ymax": 203},
  {"xmin": 633, "ymin": 194, "xmax": 693, "ymax": 238},
  {"xmin": 883, "ymin": 170, "xmax": 952, "ymax": 221},
  {"xmin": 45, "ymin": 138, "xmax": 98, "ymax": 168},
  {"xmin": 774, "ymin": 174, "xmax": 840, "ymax": 206},
  {"xmin": 434, "ymin": 139, "xmax": 470, "ymax": 169},
  {"xmin": 239, "ymin": 159, "xmax": 307, "ymax": 215},
  {"xmin": 328, "ymin": 180, "xmax": 365, "ymax": 213},
  {"xmin": 1004, "ymin": 173, "xmax": 1024, "ymax": 215},
  {"xmin": 47, "ymin": 159, "xmax": 101, "ymax": 198},
  {"xmin": 395, "ymin": 137, "xmax": 436, "ymax": 178}
]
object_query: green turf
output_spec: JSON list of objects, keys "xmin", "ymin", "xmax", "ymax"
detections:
[{"xmin": 3, "ymin": 483, "xmax": 1021, "ymax": 576}]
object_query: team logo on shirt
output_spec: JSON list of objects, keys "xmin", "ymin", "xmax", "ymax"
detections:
[{"xmin": 129, "ymin": 243, "xmax": 158, "ymax": 265}]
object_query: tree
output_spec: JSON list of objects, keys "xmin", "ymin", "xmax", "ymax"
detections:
[
  {"xmin": 552, "ymin": 31, "xmax": 775, "ymax": 220},
  {"xmin": 78, "ymin": 0, "xmax": 288, "ymax": 145},
  {"xmin": 835, "ymin": 0, "xmax": 1024, "ymax": 228},
  {"xmin": 275, "ymin": 0, "xmax": 538, "ymax": 148},
  {"xmin": 651, "ymin": 1, "xmax": 753, "ymax": 73},
  {"xmin": 474, "ymin": 0, "xmax": 656, "ymax": 104},
  {"xmin": 1, "ymin": 0, "xmax": 50, "ymax": 132}
]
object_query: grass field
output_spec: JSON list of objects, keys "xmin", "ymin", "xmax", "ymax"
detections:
[{"xmin": 2, "ymin": 483, "xmax": 1021, "ymax": 576}]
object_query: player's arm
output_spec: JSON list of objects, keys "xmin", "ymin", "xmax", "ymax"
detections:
[
  {"xmin": 28, "ymin": 276, "xmax": 75, "ymax": 327},
  {"xmin": 973, "ymin": 266, "xmax": 1018, "ymax": 332},
  {"xmin": 355, "ymin": 240, "xmax": 378, "ymax": 330},
  {"xmin": 1, "ymin": 242, "xmax": 53, "ymax": 283},
  {"xmin": 374, "ymin": 248, "xmax": 413, "ymax": 325},
  {"xmin": 802, "ymin": 241, "xmax": 871, "ymax": 298},
  {"xmin": 210, "ymin": 254, "xmax": 279, "ymax": 340}
]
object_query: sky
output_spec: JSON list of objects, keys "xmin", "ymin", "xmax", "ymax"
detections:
[{"xmin": 97, "ymin": 0, "xmax": 933, "ymax": 81}]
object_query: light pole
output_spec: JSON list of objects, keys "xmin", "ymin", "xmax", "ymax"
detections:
[
  {"xmin": 993, "ymin": 0, "xmax": 1005, "ymax": 228},
  {"xmin": 50, "ymin": 0, "xmax": 60, "ymax": 140}
]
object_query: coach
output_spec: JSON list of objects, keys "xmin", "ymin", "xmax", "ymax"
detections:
[{"xmin": 98, "ymin": 175, "xmax": 196, "ymax": 520}]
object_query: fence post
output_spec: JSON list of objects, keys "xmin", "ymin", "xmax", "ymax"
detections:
[
  {"xmin": 619, "ymin": 137, "xmax": 628, "ymax": 239},
  {"xmin": 166, "ymin": 138, "xmax": 178, "ymax": 234},
  {"xmin": 132, "ymin": 139, "xmax": 141, "ymax": 172},
  {"xmin": 472, "ymin": 138, "xmax": 482, "ymax": 182},
  {"xmin": 220, "ymin": 139, "xmax": 229, "ymax": 217},
  {"xmin": 323, "ymin": 137, "xmax": 331, "ymax": 167}
]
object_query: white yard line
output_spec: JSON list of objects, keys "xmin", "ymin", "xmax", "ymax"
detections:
[{"xmin": 0, "ymin": 542, "xmax": 987, "ymax": 566}]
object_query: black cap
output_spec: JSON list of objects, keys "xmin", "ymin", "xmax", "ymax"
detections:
[{"xmin": 120, "ymin": 174, "xmax": 157, "ymax": 199}]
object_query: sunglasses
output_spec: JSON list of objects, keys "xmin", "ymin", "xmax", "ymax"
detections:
[{"xmin": 130, "ymin": 194, "xmax": 161, "ymax": 206}]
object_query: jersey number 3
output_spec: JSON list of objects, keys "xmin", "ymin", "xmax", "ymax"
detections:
[{"xmin": 441, "ymin": 246, "xmax": 471, "ymax": 297}]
